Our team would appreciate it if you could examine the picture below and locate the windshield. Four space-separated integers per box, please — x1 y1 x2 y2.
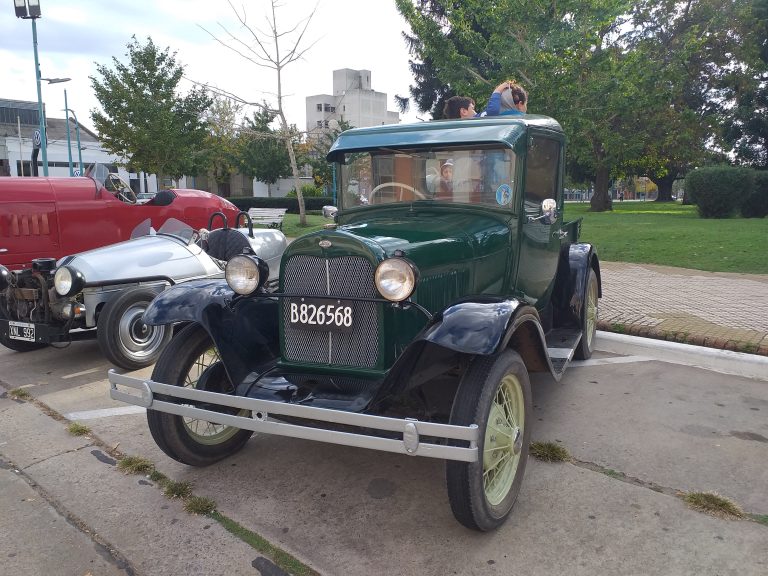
129 218 195 243
337 145 517 210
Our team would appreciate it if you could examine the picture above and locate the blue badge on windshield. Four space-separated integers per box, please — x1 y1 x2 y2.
496 184 512 206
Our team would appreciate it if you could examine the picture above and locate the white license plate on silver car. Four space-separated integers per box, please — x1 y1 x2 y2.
9 321 35 342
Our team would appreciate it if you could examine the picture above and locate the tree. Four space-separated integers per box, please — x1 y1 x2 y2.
396 0 638 211
235 105 292 196
301 119 354 193
201 0 319 225
90 36 212 187
198 94 243 196
718 0 768 169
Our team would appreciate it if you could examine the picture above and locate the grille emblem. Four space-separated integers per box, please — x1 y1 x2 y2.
318 240 332 248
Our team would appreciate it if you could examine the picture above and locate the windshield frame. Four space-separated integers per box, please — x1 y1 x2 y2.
336 144 519 213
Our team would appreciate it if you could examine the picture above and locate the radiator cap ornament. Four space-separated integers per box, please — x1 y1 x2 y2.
318 240 332 248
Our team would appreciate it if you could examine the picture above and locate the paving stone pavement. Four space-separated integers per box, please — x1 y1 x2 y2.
598 261 768 355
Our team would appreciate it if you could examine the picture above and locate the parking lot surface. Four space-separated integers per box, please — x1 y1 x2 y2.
1 338 766 575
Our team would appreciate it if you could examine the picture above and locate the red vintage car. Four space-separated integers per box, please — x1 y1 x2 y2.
0 165 241 270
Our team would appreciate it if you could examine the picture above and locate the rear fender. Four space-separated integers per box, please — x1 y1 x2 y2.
144 279 280 384
553 243 601 329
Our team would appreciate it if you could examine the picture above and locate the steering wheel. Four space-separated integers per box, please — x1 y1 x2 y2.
368 182 426 204
117 188 138 204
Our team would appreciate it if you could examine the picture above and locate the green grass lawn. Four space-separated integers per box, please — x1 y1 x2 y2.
278 202 768 274
564 201 768 274
279 213 328 239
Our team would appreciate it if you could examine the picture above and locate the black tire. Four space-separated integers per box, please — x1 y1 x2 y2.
96 287 171 371
0 308 47 352
446 349 532 531
146 324 253 466
574 268 599 360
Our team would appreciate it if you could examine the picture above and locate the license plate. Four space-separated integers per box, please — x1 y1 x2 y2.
9 321 35 342
288 298 354 333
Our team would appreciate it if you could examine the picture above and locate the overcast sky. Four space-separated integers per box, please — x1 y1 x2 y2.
1 0 423 134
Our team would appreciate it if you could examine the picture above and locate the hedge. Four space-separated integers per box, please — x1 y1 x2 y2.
684 166 753 218
229 196 335 214
740 170 768 218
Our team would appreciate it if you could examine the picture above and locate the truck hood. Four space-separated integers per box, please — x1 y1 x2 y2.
284 209 512 304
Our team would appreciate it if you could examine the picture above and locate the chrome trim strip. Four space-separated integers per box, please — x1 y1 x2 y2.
108 369 479 462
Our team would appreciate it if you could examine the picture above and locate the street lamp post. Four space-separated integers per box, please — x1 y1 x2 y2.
64 89 73 175
65 108 84 176
14 0 49 175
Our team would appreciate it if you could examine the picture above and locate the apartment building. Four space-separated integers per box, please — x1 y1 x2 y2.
305 68 400 137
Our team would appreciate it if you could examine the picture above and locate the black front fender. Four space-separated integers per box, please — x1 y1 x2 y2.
421 299 523 355
144 279 280 386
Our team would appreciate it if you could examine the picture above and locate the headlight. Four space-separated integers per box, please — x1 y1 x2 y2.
0 265 10 291
225 255 269 295
54 266 85 297
375 257 418 302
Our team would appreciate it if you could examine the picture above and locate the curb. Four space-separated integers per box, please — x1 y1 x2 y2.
594 331 768 382
597 320 768 357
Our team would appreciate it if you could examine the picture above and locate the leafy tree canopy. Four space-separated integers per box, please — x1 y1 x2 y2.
90 36 212 186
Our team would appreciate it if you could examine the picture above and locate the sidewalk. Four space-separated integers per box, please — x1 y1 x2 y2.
597 261 768 356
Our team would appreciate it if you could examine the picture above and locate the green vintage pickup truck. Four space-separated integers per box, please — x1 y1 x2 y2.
109 115 601 531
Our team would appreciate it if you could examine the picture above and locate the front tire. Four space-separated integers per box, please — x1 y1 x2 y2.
446 350 532 531
146 324 253 466
574 268 599 360
97 287 171 370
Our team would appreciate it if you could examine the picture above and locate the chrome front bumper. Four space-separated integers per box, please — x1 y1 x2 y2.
108 369 479 462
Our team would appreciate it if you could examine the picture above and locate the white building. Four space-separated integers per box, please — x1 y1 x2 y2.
305 68 400 137
0 98 179 194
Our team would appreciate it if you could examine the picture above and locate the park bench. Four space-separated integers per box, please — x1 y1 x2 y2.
247 207 288 230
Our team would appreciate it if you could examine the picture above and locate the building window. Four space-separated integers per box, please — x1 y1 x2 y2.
317 120 323 127
316 103 322 111
324 120 329 128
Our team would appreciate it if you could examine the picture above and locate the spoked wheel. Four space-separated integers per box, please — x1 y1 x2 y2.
446 349 532 531
146 323 253 466
97 287 171 370
574 268 599 360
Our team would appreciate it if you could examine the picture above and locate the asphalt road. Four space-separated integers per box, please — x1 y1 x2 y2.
1 337 766 576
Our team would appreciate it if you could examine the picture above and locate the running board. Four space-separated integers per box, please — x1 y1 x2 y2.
545 328 583 376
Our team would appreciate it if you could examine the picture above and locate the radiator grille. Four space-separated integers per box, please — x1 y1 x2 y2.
282 255 379 368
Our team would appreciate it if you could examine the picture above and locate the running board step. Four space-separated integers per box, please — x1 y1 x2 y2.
545 328 583 376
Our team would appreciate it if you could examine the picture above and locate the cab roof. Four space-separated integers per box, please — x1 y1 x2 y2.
327 115 563 160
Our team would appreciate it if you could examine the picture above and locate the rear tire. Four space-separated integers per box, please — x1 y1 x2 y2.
146 324 253 466
97 287 171 370
574 268 599 360
446 350 532 531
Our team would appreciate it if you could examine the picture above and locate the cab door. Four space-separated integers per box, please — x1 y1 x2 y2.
516 131 565 309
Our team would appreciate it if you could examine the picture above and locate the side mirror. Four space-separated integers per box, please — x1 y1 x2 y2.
527 198 558 224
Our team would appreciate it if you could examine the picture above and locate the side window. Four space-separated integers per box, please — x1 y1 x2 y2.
524 136 561 209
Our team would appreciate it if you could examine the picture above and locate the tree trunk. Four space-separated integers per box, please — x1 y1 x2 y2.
589 165 612 211
652 170 677 202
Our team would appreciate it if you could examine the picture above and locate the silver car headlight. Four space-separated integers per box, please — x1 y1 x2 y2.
375 257 418 302
54 266 85 297
225 255 269 295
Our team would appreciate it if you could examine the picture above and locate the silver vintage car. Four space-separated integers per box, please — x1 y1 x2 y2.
0 214 286 370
